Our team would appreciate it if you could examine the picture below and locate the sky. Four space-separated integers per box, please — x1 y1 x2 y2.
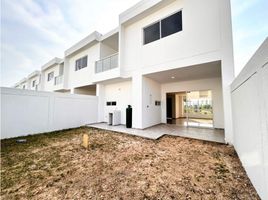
1 0 268 87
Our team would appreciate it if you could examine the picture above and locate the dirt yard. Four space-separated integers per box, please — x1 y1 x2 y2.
1 127 259 200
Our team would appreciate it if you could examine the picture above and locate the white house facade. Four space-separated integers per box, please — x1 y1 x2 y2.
40 57 67 93
27 70 41 90
13 0 235 143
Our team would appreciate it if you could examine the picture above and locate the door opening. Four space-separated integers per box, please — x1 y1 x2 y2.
166 90 213 128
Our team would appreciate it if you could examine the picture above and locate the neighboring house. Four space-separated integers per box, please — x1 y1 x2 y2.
14 78 28 90
40 57 68 93
12 0 234 143
64 29 119 95
27 71 41 91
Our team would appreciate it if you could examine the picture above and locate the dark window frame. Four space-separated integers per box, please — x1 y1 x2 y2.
47 72 54 82
143 10 183 45
106 101 117 106
75 56 88 71
32 80 36 87
143 21 161 45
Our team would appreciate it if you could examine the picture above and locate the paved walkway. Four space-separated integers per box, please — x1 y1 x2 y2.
87 123 225 143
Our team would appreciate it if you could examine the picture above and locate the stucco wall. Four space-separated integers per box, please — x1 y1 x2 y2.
142 77 161 128
1 87 98 139
231 39 268 200
100 43 117 59
102 81 132 125
121 0 221 76
67 43 100 89
27 75 41 90
42 64 61 91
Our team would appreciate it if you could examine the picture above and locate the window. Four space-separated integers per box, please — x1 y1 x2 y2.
155 101 161 106
47 72 54 82
161 11 182 38
143 11 182 45
106 101 116 106
75 56 88 71
144 22 160 45
32 80 36 87
22 85 26 89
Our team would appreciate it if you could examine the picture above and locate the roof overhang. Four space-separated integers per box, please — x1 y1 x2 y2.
27 70 40 79
119 0 176 26
100 28 119 41
41 57 63 71
65 31 102 58
18 78 27 85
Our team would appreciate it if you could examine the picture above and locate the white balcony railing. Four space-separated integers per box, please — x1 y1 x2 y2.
95 53 118 73
54 75 63 85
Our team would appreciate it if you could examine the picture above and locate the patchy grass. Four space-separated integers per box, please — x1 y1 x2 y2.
1 127 260 199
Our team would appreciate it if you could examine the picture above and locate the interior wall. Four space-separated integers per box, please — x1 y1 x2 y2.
161 77 224 129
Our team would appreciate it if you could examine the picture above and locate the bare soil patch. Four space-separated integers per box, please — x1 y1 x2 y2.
1 127 259 199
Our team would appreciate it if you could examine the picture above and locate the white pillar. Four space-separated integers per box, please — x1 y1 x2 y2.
132 74 143 129
96 84 105 122
220 0 235 144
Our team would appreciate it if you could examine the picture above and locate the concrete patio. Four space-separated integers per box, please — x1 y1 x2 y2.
87 123 225 143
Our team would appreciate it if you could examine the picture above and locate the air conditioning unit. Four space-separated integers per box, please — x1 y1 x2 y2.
108 110 121 126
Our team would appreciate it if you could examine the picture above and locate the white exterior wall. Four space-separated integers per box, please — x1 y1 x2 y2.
101 81 132 125
19 82 27 89
67 43 100 90
121 0 221 76
1 87 98 139
161 78 224 129
119 0 234 142
42 64 61 91
27 75 41 90
100 43 117 59
142 77 161 128
231 39 268 200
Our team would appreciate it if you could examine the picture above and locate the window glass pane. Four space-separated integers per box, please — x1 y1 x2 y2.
82 56 87 67
161 11 182 38
48 72 54 81
144 22 160 45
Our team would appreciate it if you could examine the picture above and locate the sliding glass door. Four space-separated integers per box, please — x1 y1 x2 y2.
185 90 213 128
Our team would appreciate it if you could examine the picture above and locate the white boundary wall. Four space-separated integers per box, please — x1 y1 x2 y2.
231 38 268 200
1 87 98 139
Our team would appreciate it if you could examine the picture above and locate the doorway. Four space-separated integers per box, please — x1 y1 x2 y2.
166 90 213 128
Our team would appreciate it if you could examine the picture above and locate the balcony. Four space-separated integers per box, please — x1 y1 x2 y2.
54 75 63 85
95 53 118 73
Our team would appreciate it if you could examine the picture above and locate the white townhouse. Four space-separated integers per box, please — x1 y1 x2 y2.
12 0 234 143
14 78 28 89
40 57 68 93
63 29 119 95
94 0 235 143
27 70 41 90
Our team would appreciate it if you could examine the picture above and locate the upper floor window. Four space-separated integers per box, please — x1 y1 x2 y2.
143 11 182 45
32 80 36 87
47 72 54 82
144 22 160 45
75 56 88 71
